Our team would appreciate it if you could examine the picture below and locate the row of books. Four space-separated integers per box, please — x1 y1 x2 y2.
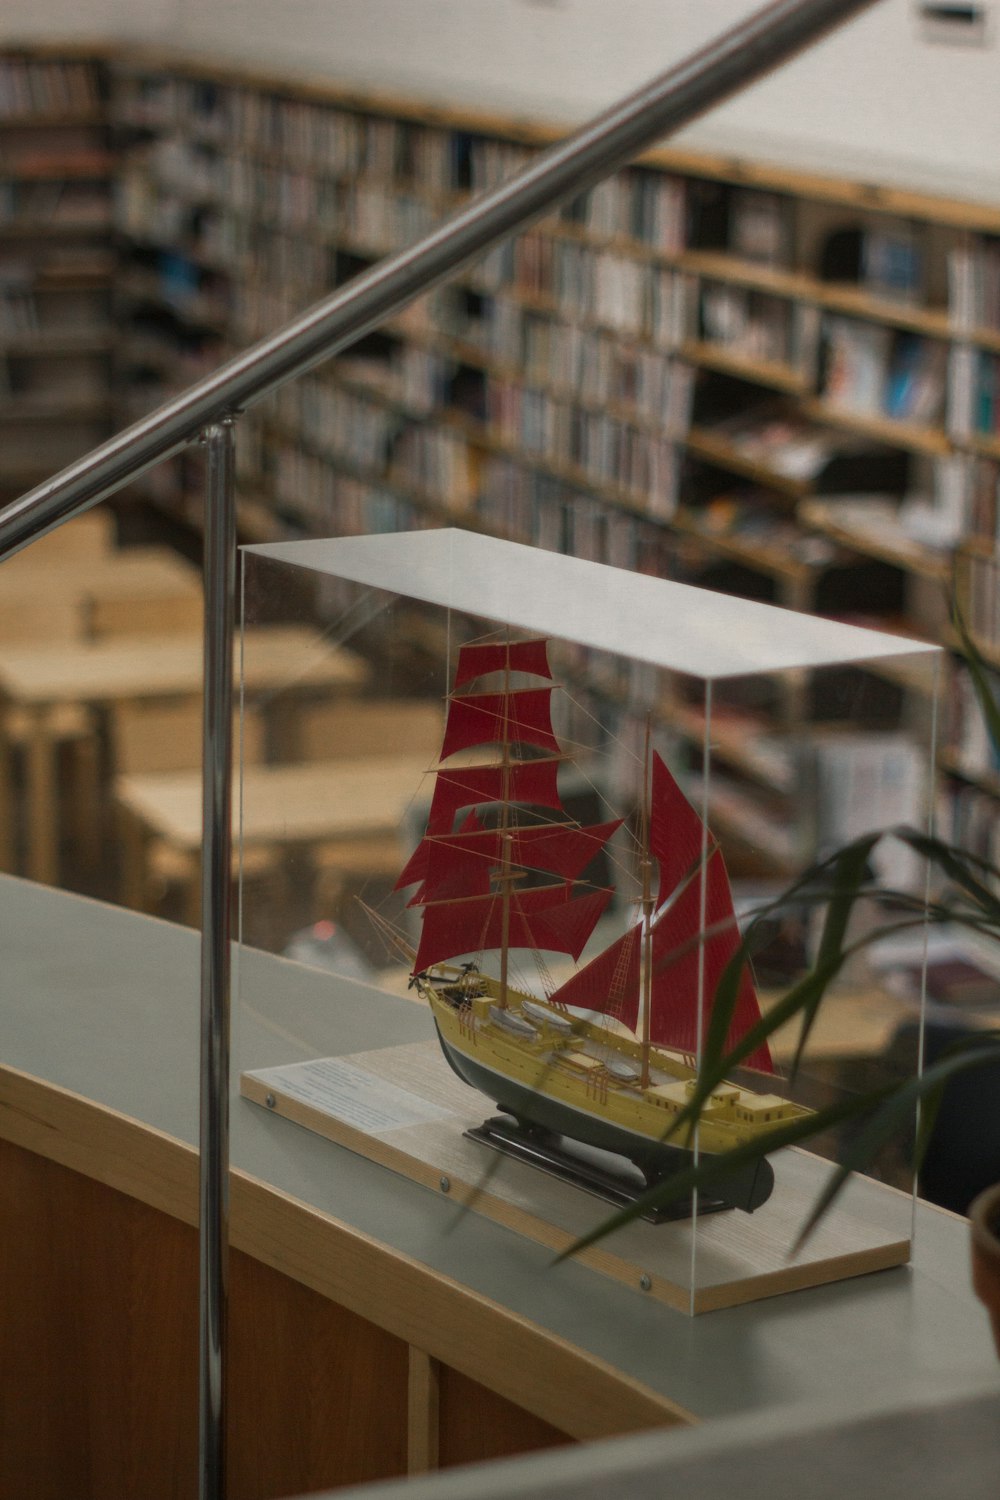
474 233 688 342
218 85 454 191
262 443 421 538
122 253 229 331
238 389 681 578
963 456 1000 546
121 76 688 257
270 376 476 508
958 548 1000 648
0 180 112 228
821 316 947 424
0 58 101 118
461 296 696 425
0 267 37 335
230 261 694 441
811 732 927 889
272 378 403 474
199 209 330 288
725 189 791 267
947 346 1000 444
483 377 680 510
699 283 796 366
560 171 686 255
113 72 220 135
466 454 675 574
945 664 1000 782
858 226 923 303
211 151 440 248
118 73 522 202
111 64 998 356
940 779 1000 886
948 238 1000 334
948 347 1000 439
140 136 218 204
337 343 449 417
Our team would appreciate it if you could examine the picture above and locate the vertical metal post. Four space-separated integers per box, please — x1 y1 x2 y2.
199 415 237 1500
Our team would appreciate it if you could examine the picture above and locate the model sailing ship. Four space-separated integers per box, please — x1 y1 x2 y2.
392 635 809 1215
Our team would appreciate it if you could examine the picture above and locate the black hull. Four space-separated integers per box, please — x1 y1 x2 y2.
433 1021 774 1214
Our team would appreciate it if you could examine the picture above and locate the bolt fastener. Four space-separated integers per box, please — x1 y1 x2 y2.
440 1175 451 1193
265 1093 276 1109
639 1273 652 1292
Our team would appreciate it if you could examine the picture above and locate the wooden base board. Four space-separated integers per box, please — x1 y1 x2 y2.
241 1040 911 1315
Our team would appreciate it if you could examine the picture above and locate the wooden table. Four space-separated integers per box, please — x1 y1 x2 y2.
115 753 431 921
0 626 369 883
0 546 202 639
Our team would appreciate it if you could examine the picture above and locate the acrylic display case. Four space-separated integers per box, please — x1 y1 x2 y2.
236 528 941 1314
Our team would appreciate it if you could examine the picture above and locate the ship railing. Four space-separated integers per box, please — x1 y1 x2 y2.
0 4 883 1496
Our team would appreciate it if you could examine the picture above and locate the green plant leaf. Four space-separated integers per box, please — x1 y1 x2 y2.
893 825 1000 920
791 1033 1000 1250
791 832 882 1077
953 594 1000 760
698 834 880 1089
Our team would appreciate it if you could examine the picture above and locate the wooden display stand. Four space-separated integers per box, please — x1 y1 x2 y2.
241 1039 911 1316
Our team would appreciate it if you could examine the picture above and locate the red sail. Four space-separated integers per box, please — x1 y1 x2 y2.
409 839 494 908
403 817 622 896
423 758 563 838
650 751 707 909
397 811 485 900
454 638 552 688
547 925 641 1034
649 850 773 1073
440 689 559 760
414 882 612 973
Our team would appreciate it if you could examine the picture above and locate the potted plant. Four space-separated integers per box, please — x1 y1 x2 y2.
570 605 1000 1343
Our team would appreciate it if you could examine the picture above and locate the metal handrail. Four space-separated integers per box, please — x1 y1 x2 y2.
0 0 876 561
0 5 882 1498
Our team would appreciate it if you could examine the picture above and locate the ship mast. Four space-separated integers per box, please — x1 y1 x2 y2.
496 636 514 1009
639 715 654 1089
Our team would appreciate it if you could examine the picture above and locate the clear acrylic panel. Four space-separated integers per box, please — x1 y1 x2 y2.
237 528 940 1314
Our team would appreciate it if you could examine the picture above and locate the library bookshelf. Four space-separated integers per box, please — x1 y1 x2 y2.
0 49 117 497
3 43 1000 876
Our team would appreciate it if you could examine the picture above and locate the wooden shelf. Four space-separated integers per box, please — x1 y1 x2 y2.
799 498 951 580
812 283 952 341
0 395 113 422
684 426 813 498
0 158 115 181
801 399 953 457
678 249 810 299
1 329 114 356
0 110 105 128
671 508 816 585
678 340 807 394
671 702 797 794
957 430 1000 461
0 215 112 238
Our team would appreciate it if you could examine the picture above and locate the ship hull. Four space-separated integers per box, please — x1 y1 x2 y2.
433 1019 774 1214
